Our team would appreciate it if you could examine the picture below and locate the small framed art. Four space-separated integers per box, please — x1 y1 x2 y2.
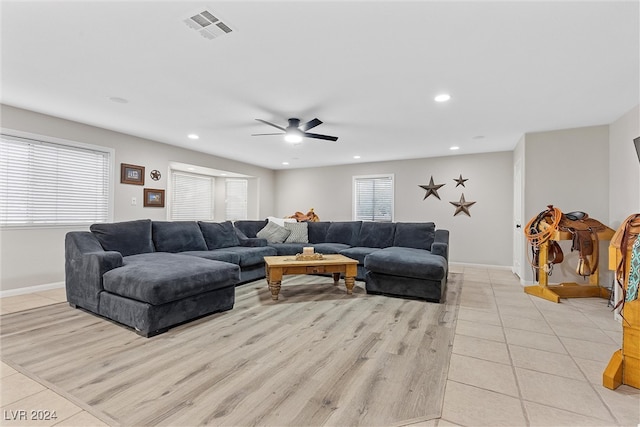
121 163 145 185
143 188 165 207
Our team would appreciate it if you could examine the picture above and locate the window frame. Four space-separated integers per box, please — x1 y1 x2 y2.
167 168 215 221
0 129 115 229
352 173 394 222
225 177 248 221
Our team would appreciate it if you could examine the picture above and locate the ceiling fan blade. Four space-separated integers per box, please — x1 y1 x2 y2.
251 132 284 136
303 132 338 142
300 118 322 132
255 119 286 131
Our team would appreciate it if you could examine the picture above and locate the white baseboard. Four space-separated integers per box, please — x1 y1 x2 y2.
449 262 513 270
0 281 65 298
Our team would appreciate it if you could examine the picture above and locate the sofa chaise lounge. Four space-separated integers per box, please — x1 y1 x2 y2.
65 219 275 337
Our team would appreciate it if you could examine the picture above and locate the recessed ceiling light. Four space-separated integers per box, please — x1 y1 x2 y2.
450 146 460 150
353 155 361 159
188 134 199 140
282 162 289 165
109 96 129 104
434 94 451 103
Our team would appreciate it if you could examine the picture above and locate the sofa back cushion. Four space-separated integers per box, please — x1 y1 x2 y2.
326 221 362 246
90 219 154 257
233 220 268 238
198 221 240 250
393 222 436 250
307 221 331 243
152 221 208 253
357 222 396 248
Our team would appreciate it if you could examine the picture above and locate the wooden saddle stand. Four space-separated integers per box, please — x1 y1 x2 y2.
603 213 640 390
524 205 615 303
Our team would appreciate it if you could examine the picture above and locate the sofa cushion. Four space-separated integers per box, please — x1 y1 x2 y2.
326 221 362 246
90 219 154 257
312 242 351 254
216 246 277 267
308 221 331 243
181 250 241 265
268 243 306 256
339 246 380 264
103 253 239 305
233 220 268 239
357 222 395 248
256 221 291 243
393 222 436 250
364 247 446 280
152 221 208 253
198 221 240 250
284 222 309 243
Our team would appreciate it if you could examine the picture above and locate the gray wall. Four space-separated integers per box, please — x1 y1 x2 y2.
274 151 514 266
2 103 638 292
521 125 611 284
609 105 640 228
0 105 276 291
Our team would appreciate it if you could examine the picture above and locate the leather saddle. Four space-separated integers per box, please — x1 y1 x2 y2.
557 211 607 277
286 208 320 222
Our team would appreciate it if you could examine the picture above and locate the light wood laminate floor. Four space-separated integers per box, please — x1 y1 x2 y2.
1 265 639 426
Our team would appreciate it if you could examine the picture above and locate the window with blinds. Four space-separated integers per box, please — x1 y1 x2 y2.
0 133 112 227
225 178 248 220
353 174 394 222
169 171 214 221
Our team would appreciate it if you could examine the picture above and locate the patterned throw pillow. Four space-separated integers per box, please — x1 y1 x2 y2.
284 222 309 243
256 221 291 243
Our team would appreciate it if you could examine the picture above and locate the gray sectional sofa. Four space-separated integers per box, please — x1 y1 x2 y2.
65 218 448 337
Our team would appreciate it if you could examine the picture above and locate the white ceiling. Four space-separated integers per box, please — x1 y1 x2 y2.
1 1 638 170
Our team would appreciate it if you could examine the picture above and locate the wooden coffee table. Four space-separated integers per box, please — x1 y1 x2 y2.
263 254 359 301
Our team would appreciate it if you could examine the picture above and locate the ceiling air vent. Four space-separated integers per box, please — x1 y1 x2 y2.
184 9 235 40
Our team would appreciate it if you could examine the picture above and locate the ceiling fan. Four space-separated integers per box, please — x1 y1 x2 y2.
252 118 338 143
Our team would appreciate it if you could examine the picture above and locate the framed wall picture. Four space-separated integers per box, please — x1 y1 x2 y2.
143 188 165 207
121 163 145 185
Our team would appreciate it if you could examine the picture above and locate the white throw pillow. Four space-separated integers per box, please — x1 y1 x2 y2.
284 221 309 243
266 216 296 227
257 221 291 243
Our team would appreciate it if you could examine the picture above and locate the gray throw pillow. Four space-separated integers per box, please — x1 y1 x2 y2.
284 222 309 243
256 221 291 243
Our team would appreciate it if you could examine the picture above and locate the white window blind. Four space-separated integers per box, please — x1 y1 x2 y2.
225 178 248 220
353 174 394 222
170 171 214 221
0 133 111 226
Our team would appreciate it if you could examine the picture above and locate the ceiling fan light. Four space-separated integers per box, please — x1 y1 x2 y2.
284 129 302 143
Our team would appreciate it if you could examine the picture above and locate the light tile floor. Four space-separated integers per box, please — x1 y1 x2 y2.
1 267 639 427
437 265 639 427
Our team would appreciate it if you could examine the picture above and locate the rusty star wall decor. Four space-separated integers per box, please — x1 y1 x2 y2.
450 193 476 216
454 174 468 187
419 176 446 200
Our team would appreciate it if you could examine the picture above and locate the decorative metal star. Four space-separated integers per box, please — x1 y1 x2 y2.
454 174 468 187
419 176 446 200
450 193 476 216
